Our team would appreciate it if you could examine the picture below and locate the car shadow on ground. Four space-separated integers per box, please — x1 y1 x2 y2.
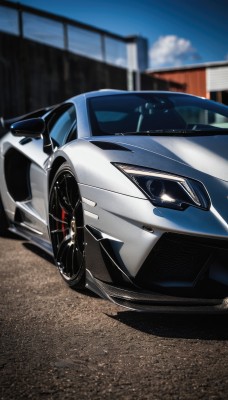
3 230 23 240
23 242 54 264
107 311 228 340
22 242 100 299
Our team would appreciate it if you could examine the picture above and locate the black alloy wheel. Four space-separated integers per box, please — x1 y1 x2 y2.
49 163 85 289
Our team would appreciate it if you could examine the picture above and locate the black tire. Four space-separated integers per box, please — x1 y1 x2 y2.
0 194 8 236
49 163 85 289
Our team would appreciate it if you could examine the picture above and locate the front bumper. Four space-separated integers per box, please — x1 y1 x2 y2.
86 271 228 314
135 233 228 299
85 227 228 313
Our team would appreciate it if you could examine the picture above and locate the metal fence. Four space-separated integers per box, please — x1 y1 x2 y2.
0 2 128 68
0 0 175 118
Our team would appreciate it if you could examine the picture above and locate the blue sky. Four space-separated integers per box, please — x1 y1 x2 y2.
5 0 228 68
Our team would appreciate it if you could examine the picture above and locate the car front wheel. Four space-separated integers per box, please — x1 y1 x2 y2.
49 163 85 289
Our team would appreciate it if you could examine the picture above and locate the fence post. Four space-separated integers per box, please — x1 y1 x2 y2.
63 22 68 51
18 6 23 38
101 34 106 63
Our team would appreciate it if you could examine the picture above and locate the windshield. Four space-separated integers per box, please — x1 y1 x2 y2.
87 93 228 136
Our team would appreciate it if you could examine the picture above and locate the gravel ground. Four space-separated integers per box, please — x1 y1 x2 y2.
1 234 228 400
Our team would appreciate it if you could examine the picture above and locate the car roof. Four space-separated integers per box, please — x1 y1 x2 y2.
68 89 198 103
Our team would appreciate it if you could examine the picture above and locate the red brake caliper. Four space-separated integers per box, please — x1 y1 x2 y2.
61 209 67 234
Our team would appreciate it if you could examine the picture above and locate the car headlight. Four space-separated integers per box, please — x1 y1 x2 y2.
115 164 210 211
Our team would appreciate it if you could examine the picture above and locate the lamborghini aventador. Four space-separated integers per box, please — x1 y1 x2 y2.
0 90 228 312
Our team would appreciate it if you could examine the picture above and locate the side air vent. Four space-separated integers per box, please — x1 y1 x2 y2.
19 138 32 145
135 233 228 298
4 149 31 201
90 141 132 151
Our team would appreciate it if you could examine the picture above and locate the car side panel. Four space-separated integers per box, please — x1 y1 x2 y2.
0 133 50 238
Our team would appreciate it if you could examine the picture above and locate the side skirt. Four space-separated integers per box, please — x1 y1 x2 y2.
8 224 54 257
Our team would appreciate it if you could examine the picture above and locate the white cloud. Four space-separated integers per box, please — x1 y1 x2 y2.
225 53 228 60
149 35 200 68
115 57 127 67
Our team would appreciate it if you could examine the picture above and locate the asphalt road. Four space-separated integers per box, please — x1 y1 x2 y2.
1 233 228 400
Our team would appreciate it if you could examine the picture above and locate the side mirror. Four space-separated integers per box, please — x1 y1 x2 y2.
11 117 53 155
11 118 45 137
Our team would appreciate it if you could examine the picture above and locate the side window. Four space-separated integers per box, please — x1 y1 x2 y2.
49 104 76 147
176 105 228 128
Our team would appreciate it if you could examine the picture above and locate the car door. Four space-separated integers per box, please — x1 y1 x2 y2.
0 103 77 240
28 103 77 234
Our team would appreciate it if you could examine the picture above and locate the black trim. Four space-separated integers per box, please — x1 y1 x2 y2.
86 272 228 313
4 149 31 202
19 138 33 145
135 233 228 299
90 141 132 151
85 225 134 287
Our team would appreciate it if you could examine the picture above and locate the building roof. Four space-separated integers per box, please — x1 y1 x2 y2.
148 60 228 74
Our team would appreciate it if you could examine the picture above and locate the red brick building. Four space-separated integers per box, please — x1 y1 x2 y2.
148 61 228 105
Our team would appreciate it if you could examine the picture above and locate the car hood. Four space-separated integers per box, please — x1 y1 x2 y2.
93 135 228 182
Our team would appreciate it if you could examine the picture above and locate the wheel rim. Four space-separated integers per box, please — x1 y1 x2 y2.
49 170 84 281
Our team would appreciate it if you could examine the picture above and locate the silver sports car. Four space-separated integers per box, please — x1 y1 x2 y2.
0 90 228 313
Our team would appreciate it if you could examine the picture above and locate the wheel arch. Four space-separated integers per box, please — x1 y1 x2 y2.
48 156 67 192
49 160 85 289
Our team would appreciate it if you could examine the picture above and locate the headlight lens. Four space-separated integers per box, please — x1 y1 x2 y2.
115 164 210 211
